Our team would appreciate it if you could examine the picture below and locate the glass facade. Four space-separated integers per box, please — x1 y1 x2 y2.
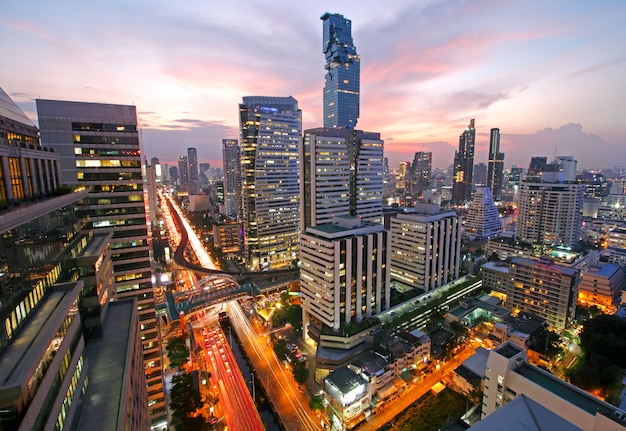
239 96 301 271
322 13 360 129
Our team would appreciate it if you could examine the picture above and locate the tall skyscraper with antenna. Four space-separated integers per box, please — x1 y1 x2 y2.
452 119 476 205
487 128 505 199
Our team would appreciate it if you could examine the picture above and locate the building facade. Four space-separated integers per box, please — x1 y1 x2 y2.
507 257 580 330
187 147 199 194
222 139 240 219
301 127 384 229
300 217 391 340
452 119 476 205
464 187 502 239
35 99 164 425
411 151 432 196
390 202 462 292
487 128 504 199
515 179 583 247
239 96 301 271
321 13 360 129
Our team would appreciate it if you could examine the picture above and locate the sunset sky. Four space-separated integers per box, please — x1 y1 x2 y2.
1 0 624 170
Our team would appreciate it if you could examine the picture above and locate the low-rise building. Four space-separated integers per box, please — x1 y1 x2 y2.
481 342 626 431
323 366 371 430
578 262 625 311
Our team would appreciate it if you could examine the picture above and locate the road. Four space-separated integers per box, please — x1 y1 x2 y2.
358 341 478 431
227 301 323 431
196 323 265 431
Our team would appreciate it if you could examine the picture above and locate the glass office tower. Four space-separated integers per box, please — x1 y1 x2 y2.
322 13 360 129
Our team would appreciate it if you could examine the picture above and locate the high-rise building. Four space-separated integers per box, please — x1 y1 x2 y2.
526 156 547 182
222 139 241 218
508 257 580 330
487 128 505 199
464 187 502 239
321 13 360 129
452 119 476 205
187 147 199 194
178 155 188 190
411 151 432 195
397 161 410 194
473 162 487 187
168 165 178 186
554 155 577 182
36 100 164 425
301 128 384 229
300 217 391 339
239 96 301 271
390 202 462 292
199 162 210 186
515 177 583 247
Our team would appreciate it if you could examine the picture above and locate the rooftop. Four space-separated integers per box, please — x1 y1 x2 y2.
326 366 366 395
514 363 615 417
494 342 523 359
74 298 137 430
468 394 583 431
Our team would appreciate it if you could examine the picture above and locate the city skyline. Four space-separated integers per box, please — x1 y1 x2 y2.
1 0 625 169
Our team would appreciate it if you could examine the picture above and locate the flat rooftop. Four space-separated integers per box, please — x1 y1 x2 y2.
326 366 366 394
514 363 615 417
0 282 81 392
75 299 136 430
495 343 523 359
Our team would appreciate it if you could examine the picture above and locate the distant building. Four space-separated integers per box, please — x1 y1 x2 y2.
516 178 583 247
187 147 199 194
178 155 188 190
525 156 547 182
487 128 504 199
411 151 432 195
390 202 462 292
222 139 241 218
396 161 409 194
464 187 502 239
452 119 476 205
321 13 360 129
473 163 487 187
480 342 626 431
239 96 301 271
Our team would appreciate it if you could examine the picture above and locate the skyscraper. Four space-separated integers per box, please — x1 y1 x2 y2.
321 13 360 128
464 187 502 239
36 100 164 425
178 155 188 190
222 139 241 219
487 128 505 199
452 119 476 205
516 176 583 247
187 147 199 194
301 127 384 229
239 96 301 271
411 151 432 195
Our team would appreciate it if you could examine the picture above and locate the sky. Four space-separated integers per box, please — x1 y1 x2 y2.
1 0 625 171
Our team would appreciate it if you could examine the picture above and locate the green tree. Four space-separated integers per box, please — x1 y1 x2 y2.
170 373 203 415
293 365 310 385
167 336 190 369
310 395 324 411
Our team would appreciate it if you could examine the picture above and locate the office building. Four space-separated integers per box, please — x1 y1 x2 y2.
187 147 198 194
301 127 384 229
321 13 360 129
480 342 626 431
168 165 178 186
239 96 301 271
487 128 504 199
507 257 580 330
474 163 487 187
452 119 476 205
36 100 164 425
411 151 432 195
555 155 577 182
323 366 370 430
390 202 462 292
396 161 409 194
222 139 241 218
526 157 547 182
199 162 210 186
300 217 391 341
515 178 583 247
464 187 502 239
177 155 188 191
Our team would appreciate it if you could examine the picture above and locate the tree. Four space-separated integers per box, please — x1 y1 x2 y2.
170 373 206 430
167 336 190 369
310 395 324 411
293 365 310 385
